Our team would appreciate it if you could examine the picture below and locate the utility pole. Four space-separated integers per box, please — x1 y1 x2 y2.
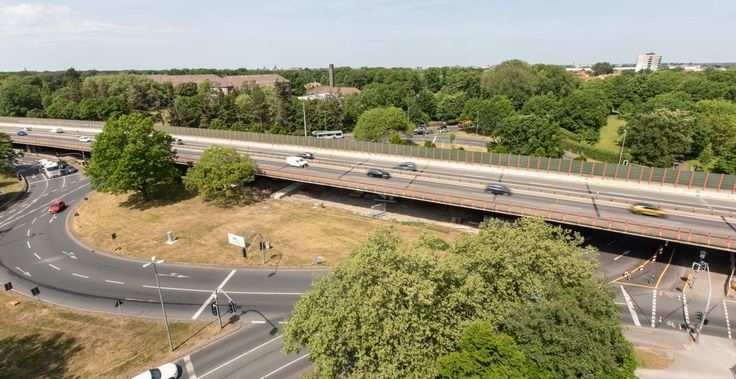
142 257 174 351
302 101 307 137
618 129 627 165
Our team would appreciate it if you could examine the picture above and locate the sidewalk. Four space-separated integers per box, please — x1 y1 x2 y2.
627 326 736 378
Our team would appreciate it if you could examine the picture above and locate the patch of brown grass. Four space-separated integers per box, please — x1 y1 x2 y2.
70 187 465 267
0 173 24 209
0 291 229 378
634 346 674 369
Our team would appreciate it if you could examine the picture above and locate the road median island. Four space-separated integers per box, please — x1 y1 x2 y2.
69 180 471 267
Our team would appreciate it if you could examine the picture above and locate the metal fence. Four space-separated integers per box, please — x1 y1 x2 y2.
260 168 735 252
3 117 734 193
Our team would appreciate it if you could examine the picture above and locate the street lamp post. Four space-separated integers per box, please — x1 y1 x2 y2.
618 129 628 165
695 250 711 343
302 101 307 137
142 256 174 351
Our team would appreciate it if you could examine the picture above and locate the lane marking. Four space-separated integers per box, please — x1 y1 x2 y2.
32 217 37 225
650 289 657 328
191 269 238 320
33 253 41 260
15 266 31 277
683 294 690 326
258 353 310 379
251 320 266 324
620 285 640 327
183 355 197 379
26 241 30 249
105 280 125 285
198 335 282 378
724 299 732 339
26 229 30 237
49 264 60 271
613 250 631 261
72 273 89 279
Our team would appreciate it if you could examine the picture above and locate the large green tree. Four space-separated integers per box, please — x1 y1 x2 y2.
591 62 615 76
283 219 635 378
557 89 610 143
183 146 257 206
352 107 409 142
0 132 22 173
480 60 537 109
85 113 180 201
490 114 560 157
626 108 695 167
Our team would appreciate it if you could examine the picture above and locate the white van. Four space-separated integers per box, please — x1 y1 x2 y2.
286 156 309 168
49 127 64 133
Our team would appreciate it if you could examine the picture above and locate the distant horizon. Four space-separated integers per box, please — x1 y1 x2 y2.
2 1 734 72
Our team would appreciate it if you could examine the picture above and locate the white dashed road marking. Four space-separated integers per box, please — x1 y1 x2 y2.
183 355 197 379
72 273 89 279
651 289 657 328
620 285 640 327
724 299 732 339
49 264 60 271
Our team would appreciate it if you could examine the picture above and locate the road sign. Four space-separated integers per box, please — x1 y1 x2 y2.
227 233 245 248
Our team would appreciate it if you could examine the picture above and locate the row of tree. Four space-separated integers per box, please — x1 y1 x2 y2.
1 63 735 171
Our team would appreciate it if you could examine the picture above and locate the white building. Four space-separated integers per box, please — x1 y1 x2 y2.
635 52 662 72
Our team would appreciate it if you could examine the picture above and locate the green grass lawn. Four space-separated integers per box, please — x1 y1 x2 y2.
595 115 627 154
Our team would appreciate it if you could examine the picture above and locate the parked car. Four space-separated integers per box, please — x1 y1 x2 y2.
630 202 666 217
285 156 309 168
485 183 512 196
49 199 66 214
78 136 91 142
367 168 391 179
132 362 181 379
297 152 314 159
16 130 28 136
395 162 417 171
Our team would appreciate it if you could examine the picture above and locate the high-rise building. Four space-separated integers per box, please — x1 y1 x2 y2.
635 52 662 72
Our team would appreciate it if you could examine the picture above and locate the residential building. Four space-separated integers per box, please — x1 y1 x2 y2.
635 52 662 72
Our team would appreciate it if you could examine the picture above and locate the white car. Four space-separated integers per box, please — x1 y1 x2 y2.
78 136 92 142
132 362 180 379
286 156 309 168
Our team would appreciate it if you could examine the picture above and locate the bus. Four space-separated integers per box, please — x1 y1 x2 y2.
311 130 344 139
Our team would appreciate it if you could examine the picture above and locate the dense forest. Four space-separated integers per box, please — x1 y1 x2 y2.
1 62 735 172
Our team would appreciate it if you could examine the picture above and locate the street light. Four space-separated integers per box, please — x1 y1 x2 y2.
142 256 174 351
695 250 711 343
618 129 627 165
302 101 308 137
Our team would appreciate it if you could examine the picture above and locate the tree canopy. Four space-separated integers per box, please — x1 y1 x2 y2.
282 219 635 378
0 132 22 173
352 107 410 142
85 113 180 201
490 114 561 157
626 108 695 167
182 146 258 206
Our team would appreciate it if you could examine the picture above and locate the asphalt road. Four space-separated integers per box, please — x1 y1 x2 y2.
3 126 736 377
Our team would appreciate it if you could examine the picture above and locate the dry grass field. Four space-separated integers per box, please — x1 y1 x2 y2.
70 181 468 267
0 290 233 378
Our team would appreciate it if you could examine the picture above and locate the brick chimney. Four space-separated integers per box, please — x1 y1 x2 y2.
328 64 334 87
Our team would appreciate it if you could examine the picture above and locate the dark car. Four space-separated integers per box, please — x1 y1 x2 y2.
367 168 391 179
297 152 314 159
485 183 512 196
395 162 417 171
16 130 28 136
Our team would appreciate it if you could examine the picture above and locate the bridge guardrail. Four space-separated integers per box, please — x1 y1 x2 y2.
258 168 735 252
3 116 735 193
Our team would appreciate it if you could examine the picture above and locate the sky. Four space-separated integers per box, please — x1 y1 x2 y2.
1 0 735 72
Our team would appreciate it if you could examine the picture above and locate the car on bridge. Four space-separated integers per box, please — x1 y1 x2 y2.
297 152 314 159
16 129 28 136
286 156 309 168
367 168 391 179
630 202 667 217
78 136 91 142
395 162 416 171
485 183 512 196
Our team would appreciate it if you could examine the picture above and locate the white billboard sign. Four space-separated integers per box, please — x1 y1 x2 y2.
227 233 246 248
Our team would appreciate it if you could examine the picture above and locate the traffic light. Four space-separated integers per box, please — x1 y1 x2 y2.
229 300 237 314
210 302 218 316
695 311 703 322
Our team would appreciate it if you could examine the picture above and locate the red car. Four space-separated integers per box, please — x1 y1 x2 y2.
49 199 66 214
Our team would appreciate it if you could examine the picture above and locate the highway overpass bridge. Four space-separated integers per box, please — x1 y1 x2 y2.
3 117 735 253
